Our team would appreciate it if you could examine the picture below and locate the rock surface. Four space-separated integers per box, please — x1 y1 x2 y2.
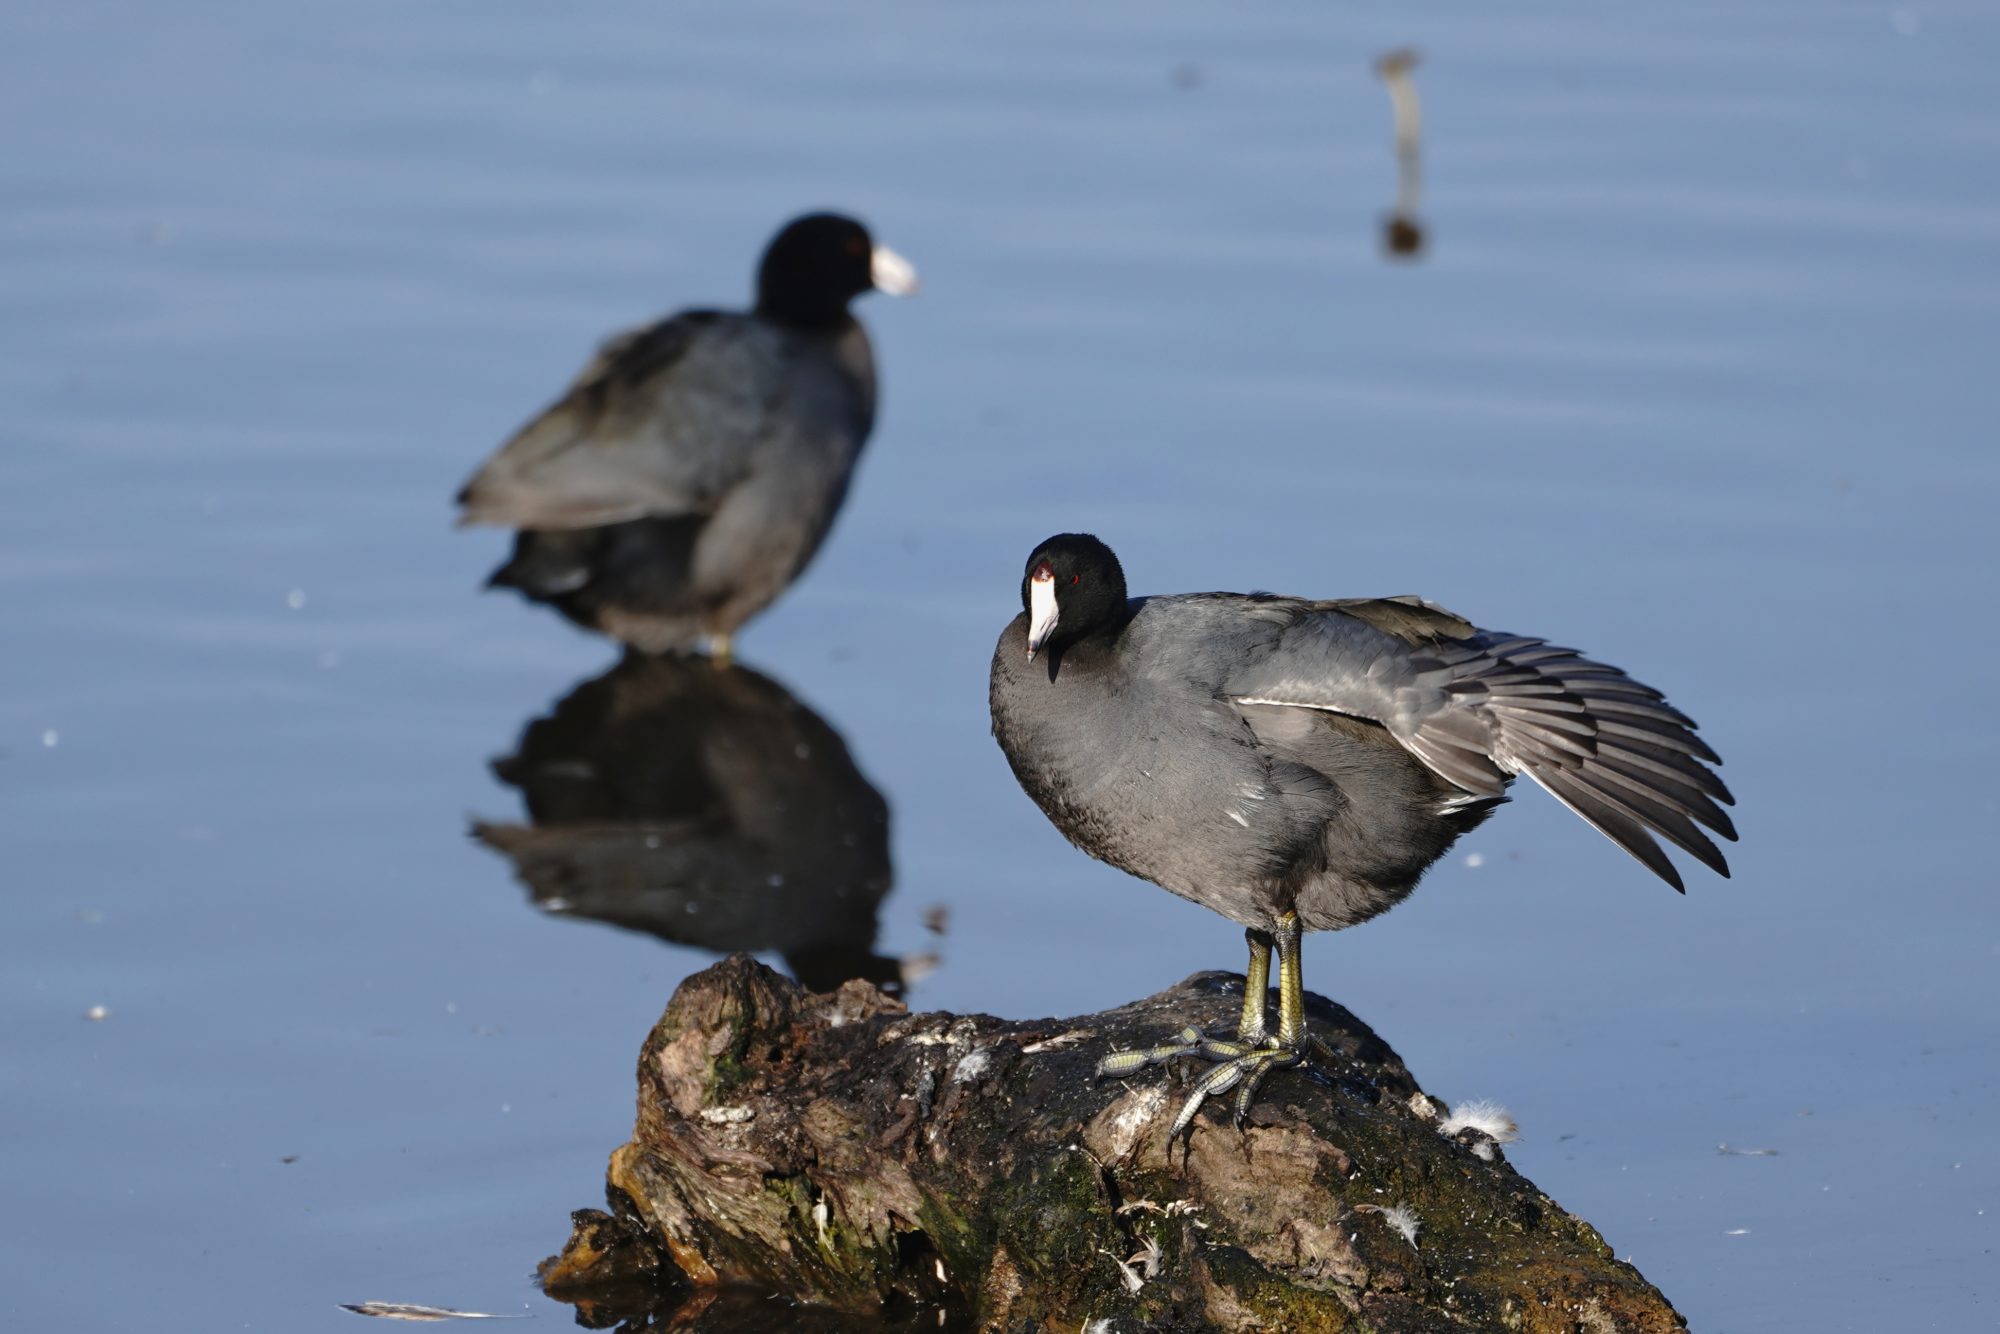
542 956 1686 1332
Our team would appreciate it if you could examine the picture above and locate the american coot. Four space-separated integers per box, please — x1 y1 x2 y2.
455 213 918 659
989 533 1734 1141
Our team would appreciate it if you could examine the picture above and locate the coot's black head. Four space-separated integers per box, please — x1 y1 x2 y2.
1021 533 1129 660
755 212 918 329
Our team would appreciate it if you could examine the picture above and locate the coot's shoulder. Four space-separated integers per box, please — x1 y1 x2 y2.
1115 592 1301 681
568 309 791 413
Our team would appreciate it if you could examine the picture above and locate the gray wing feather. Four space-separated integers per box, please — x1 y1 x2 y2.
1225 603 1735 889
456 313 779 530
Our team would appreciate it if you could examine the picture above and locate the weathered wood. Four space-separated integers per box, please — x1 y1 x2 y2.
543 957 1686 1332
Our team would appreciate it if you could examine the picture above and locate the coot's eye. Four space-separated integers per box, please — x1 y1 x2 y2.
1071 574 1081 586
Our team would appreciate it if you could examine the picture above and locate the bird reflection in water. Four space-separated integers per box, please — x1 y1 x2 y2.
475 653 914 996
1376 48 1427 261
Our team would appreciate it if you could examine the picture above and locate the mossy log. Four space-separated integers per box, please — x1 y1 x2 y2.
542 957 1685 1332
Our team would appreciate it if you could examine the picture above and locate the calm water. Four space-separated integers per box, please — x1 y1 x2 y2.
5 2 1997 1329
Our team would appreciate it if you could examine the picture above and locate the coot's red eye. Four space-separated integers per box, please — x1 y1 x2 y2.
1071 574 1081 585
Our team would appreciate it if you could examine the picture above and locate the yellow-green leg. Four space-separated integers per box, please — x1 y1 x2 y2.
709 632 733 666
1228 910 1338 1122
1096 928 1273 1075
1239 927 1272 1044
1096 914 1326 1146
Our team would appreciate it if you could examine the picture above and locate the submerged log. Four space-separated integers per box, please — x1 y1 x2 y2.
542 957 1685 1332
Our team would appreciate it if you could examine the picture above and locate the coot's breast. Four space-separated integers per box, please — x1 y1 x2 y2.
989 609 1310 929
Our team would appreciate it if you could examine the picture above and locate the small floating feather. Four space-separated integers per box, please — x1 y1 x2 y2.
339 1302 524 1321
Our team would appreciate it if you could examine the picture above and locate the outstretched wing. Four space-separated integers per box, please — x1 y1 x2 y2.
455 312 779 530
1224 599 1735 890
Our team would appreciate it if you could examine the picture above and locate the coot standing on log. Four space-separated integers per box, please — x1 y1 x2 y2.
456 213 918 660
989 533 1735 1140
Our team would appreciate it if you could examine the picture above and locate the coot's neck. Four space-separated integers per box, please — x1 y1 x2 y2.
754 285 859 334
1045 598 1139 674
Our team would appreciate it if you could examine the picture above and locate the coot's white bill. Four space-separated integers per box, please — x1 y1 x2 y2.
1026 562 1059 658
870 245 920 297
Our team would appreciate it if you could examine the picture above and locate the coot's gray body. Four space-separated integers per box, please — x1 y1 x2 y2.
991 593 1510 935
457 213 915 655
989 534 1734 1140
